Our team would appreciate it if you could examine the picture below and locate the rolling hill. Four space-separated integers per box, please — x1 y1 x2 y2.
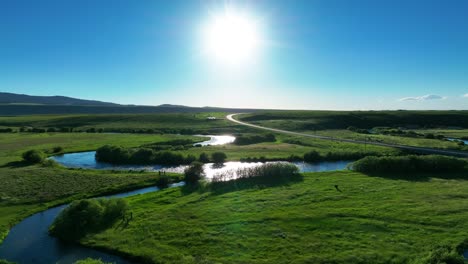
0 92 256 115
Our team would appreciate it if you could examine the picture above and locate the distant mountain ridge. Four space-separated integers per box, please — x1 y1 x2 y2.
0 92 258 115
0 92 119 106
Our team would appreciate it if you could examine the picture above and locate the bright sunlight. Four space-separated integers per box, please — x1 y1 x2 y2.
201 10 261 65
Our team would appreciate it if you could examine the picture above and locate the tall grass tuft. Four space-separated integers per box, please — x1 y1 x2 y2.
209 163 302 193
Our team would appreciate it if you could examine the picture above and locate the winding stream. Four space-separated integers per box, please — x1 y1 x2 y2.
0 182 183 263
0 135 354 263
194 135 235 146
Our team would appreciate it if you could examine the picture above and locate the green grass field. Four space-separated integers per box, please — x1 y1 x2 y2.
0 132 199 243
311 129 468 151
80 171 468 264
0 112 251 134
0 132 204 163
174 134 401 161
0 130 400 246
238 110 468 129
237 112 468 151
1 112 468 263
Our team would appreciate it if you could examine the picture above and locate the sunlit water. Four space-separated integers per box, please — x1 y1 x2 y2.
194 135 236 146
50 151 352 180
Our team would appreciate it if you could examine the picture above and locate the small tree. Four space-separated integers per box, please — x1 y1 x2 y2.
22 149 46 164
211 152 227 164
199 152 210 163
50 198 127 241
156 174 170 188
52 146 63 153
184 162 205 184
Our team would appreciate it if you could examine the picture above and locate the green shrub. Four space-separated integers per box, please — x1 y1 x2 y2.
49 198 128 241
351 155 468 173
185 154 197 164
52 146 63 153
22 149 46 164
96 145 193 165
0 259 16 264
0 128 13 133
199 152 210 163
211 152 227 164
212 163 299 182
184 162 205 184
156 174 171 188
303 150 321 162
210 164 302 193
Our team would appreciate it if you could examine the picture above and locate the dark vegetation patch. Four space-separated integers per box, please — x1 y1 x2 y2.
184 162 205 184
95 145 230 166
210 163 301 192
49 198 128 241
211 152 227 164
241 111 468 129
240 149 390 163
349 126 459 143
0 113 244 135
142 139 199 151
303 150 385 162
95 145 196 165
0 128 14 133
351 155 468 174
22 149 46 164
233 133 276 145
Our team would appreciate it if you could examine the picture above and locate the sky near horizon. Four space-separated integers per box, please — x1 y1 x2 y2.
1 0 468 110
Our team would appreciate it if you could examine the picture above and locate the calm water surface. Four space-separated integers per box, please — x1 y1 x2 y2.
51 151 352 179
194 135 235 146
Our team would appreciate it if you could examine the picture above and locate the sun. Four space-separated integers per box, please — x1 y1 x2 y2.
202 11 261 65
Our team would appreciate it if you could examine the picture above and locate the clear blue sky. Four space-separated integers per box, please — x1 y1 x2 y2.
1 0 468 110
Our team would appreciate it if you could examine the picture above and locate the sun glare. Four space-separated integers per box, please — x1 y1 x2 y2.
202 11 261 65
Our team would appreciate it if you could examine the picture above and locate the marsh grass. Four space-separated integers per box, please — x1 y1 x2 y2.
209 163 302 194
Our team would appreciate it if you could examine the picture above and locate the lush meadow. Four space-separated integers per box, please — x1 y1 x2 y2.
1 111 468 263
80 170 468 264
